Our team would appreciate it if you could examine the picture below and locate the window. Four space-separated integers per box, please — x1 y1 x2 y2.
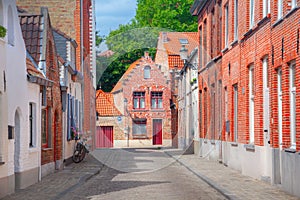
225 4 229 47
289 62 296 149
233 84 238 142
199 90 202 137
151 92 163 109
211 9 215 57
203 19 207 65
204 88 208 137
7 6 14 45
218 3 222 52
277 0 283 19
133 92 145 109
249 0 255 28
132 120 147 135
249 67 255 143
292 0 297 9
41 108 48 147
277 69 283 148
234 0 238 40
144 66 151 79
263 0 270 17
199 26 202 68
29 103 36 147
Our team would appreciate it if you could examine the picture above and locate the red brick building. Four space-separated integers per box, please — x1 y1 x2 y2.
19 7 63 175
17 0 96 150
111 53 172 147
191 0 300 197
155 32 198 148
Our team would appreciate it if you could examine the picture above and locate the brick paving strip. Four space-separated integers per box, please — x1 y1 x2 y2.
164 149 299 200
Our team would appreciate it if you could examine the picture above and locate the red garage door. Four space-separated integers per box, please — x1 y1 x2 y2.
96 126 113 148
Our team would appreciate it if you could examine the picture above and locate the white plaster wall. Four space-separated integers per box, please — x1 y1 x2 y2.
0 31 9 179
114 139 172 148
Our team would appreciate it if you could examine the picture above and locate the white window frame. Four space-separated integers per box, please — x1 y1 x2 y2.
292 0 297 9
225 4 229 47
263 0 270 17
277 0 283 19
233 84 238 142
234 0 238 40
249 66 255 144
277 68 283 149
289 62 296 149
249 0 255 29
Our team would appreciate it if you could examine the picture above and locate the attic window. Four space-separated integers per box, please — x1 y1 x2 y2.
144 66 151 79
179 39 189 45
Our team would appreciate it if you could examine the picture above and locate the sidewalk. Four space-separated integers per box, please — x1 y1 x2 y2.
164 149 299 200
2 155 103 200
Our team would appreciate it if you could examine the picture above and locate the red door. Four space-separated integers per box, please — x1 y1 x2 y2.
96 126 113 148
153 119 162 145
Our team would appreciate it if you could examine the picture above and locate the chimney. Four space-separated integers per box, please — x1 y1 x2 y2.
162 32 168 43
144 51 149 59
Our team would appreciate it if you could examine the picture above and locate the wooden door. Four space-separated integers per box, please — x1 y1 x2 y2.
96 126 113 148
153 119 162 145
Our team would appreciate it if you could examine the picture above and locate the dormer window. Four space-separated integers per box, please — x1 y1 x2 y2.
144 65 151 79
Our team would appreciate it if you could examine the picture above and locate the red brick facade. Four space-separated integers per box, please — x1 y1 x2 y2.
111 54 172 146
193 0 300 150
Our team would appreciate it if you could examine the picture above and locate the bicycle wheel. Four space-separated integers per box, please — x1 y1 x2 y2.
79 148 86 162
72 149 81 163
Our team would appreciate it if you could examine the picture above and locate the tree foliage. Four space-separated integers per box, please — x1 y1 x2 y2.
97 0 198 91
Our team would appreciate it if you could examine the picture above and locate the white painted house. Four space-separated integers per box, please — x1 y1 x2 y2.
0 0 46 197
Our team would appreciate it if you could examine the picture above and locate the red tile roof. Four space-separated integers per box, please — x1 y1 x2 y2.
96 90 122 116
19 14 43 64
159 32 198 69
26 58 44 78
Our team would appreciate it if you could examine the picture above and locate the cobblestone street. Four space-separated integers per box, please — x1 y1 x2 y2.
2 148 298 200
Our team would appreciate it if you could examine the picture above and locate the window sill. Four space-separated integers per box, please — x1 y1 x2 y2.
243 28 253 38
272 18 284 28
211 140 216 145
231 142 238 147
244 144 255 152
29 147 39 153
42 148 53 151
132 135 148 139
257 15 270 27
284 148 296 153
286 6 299 19
221 47 228 54
151 109 164 112
230 40 238 47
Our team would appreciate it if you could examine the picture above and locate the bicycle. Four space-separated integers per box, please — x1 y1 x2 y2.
72 137 89 163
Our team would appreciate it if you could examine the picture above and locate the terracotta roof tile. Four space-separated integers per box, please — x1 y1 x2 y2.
163 32 198 55
168 55 184 69
19 14 43 64
96 90 122 116
26 58 44 78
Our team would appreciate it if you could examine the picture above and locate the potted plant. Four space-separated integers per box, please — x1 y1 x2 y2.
0 26 6 38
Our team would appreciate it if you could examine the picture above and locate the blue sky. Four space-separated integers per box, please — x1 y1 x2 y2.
95 0 137 37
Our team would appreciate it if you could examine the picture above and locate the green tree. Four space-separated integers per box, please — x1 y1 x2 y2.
97 0 197 91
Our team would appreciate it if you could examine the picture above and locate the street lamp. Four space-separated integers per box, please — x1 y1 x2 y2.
179 44 198 70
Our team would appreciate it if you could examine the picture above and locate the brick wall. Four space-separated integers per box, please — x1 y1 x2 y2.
41 16 62 165
122 56 172 142
195 0 300 150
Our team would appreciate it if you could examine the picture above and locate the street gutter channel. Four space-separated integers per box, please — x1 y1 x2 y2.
164 151 239 200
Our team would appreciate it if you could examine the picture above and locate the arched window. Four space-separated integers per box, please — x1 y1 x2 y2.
7 5 14 45
144 66 151 79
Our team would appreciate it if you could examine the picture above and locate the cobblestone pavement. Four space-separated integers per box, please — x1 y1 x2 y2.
2 148 299 200
165 149 300 200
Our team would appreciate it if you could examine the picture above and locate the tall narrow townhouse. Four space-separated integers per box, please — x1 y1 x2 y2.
155 32 198 148
54 29 84 165
17 0 97 150
0 0 45 197
19 7 63 177
191 0 224 160
269 0 300 197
